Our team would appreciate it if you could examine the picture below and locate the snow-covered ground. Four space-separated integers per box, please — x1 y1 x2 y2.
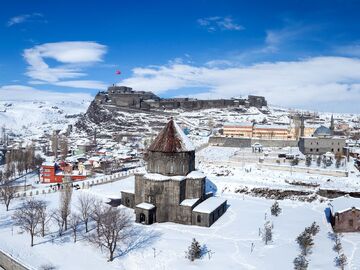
0 172 360 269
0 89 91 139
197 146 360 193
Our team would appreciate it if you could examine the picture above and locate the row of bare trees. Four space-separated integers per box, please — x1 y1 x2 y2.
0 146 44 212
11 189 136 261
5 146 43 179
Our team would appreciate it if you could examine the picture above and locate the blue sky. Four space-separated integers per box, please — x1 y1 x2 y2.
1 0 360 112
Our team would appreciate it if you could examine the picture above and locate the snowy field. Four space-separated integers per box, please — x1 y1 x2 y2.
1 175 360 269
197 146 360 193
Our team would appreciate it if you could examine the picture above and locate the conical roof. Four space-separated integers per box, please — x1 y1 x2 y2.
148 119 195 153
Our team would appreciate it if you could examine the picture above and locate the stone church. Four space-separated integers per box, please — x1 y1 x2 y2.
121 119 227 227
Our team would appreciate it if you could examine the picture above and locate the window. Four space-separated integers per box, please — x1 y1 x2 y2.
170 164 174 174
126 198 130 206
316 149 319 152
349 219 354 227
197 215 201 223
338 149 340 152
310 148 313 152
331 149 334 152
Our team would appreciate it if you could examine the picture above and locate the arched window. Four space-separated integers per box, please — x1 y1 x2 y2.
197 215 201 223
140 213 146 223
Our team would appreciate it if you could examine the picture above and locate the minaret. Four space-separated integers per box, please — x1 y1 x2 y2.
300 114 305 138
330 114 334 136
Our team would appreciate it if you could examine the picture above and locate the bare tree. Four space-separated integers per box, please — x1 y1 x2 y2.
51 209 64 236
77 193 95 233
88 206 132 261
92 199 106 235
0 174 16 211
12 199 43 246
59 180 72 231
70 213 81 243
59 136 69 161
37 201 50 237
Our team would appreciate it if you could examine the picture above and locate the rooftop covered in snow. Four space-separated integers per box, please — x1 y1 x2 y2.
193 197 227 214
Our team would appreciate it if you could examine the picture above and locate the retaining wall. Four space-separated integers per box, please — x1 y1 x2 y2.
209 136 298 148
0 249 30 270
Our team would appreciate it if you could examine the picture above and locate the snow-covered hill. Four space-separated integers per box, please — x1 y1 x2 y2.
0 86 92 138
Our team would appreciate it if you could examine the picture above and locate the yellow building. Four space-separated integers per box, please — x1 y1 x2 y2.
223 122 293 140
223 122 253 137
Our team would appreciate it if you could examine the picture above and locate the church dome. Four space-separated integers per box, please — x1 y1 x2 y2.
313 125 331 137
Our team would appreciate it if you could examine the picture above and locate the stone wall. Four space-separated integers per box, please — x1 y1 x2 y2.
120 191 135 208
147 151 195 176
185 178 205 200
209 136 298 148
0 249 30 270
333 208 360 232
209 136 252 147
298 137 346 155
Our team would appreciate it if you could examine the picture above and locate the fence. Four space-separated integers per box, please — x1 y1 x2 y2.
14 169 136 198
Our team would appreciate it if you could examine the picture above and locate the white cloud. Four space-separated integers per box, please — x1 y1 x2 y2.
336 43 360 57
7 13 45 27
0 85 92 102
120 56 360 112
53 80 107 89
197 16 244 32
23 41 107 89
263 23 318 53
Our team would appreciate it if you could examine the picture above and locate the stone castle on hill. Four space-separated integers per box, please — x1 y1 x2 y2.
95 85 267 111
120 119 227 227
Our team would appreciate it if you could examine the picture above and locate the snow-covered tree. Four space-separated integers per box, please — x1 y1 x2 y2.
293 254 308 270
185 238 202 261
270 201 282 216
305 222 320 236
262 221 273 245
305 155 312 167
296 231 314 256
335 253 347 270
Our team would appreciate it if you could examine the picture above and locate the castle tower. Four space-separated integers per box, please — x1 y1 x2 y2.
330 114 334 136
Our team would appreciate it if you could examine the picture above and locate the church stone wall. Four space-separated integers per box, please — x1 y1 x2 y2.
185 178 205 200
147 151 195 176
